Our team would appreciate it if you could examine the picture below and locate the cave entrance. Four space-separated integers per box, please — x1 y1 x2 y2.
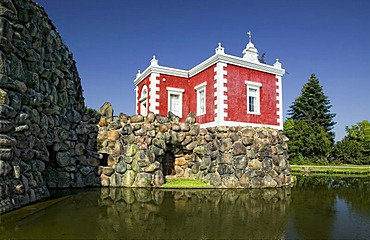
162 152 175 176
46 146 56 166
100 153 109 166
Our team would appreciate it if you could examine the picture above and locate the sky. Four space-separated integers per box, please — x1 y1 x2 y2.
34 0 370 141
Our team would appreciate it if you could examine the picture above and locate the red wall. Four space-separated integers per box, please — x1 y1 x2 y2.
226 64 279 126
156 74 188 120
188 65 216 124
136 63 279 127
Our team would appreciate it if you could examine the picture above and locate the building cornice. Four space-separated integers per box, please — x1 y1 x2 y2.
216 54 285 76
134 53 285 86
134 65 188 85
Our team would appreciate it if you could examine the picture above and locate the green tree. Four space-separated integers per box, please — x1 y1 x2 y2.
284 119 332 164
356 120 370 158
288 74 336 142
333 120 370 164
333 138 363 164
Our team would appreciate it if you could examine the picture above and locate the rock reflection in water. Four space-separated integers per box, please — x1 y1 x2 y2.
97 187 291 239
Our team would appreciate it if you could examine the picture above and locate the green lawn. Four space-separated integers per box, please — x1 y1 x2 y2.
290 164 370 175
161 178 213 189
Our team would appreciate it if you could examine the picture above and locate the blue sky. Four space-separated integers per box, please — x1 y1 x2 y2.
34 0 370 141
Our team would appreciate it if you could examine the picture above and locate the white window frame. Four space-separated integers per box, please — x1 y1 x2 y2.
194 82 207 116
166 87 185 118
139 85 148 116
245 81 262 115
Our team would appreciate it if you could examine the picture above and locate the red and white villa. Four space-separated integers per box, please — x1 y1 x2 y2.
134 33 285 130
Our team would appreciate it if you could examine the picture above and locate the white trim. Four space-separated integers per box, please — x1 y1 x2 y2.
135 86 139 114
194 82 207 90
139 85 148 116
245 81 262 115
194 82 207 116
276 75 283 129
245 81 262 88
189 53 284 78
166 87 185 118
134 52 285 86
214 62 228 125
166 87 185 93
200 120 282 130
149 73 160 114
134 65 188 85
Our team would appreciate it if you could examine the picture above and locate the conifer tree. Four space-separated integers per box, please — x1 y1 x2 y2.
284 118 332 164
288 74 336 142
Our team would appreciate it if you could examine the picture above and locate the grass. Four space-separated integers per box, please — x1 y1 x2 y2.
290 164 370 175
161 178 213 189
293 172 370 178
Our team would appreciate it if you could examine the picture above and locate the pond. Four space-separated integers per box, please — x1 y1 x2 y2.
1 175 369 239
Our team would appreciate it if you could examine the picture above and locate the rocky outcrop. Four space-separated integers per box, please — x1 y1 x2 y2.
0 0 99 214
98 112 292 188
97 102 113 123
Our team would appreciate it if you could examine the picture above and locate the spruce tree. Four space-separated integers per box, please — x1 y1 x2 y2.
284 119 332 164
288 74 336 142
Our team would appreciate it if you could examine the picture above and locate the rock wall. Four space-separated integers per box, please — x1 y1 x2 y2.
98 112 292 188
0 0 99 214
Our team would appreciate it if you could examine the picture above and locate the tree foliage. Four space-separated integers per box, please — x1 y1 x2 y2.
284 74 336 164
333 120 370 164
284 119 332 164
288 74 336 142
258 52 266 64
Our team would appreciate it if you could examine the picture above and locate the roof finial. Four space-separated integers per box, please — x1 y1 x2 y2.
247 31 252 43
215 42 225 54
136 70 142 78
274 58 282 69
150 55 158 66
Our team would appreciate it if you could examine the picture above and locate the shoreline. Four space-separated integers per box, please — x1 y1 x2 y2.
290 164 370 175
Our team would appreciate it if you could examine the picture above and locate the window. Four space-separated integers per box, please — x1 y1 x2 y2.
194 82 207 116
170 94 180 114
167 87 184 118
248 88 257 112
245 81 262 115
139 85 148 116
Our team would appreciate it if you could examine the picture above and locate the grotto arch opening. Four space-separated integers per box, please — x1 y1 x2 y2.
162 151 175 176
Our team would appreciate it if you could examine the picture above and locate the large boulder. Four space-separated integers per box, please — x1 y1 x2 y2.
98 102 113 121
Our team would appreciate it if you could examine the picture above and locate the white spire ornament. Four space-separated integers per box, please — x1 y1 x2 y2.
150 56 158 66
242 31 259 63
136 70 142 78
247 31 252 42
215 42 225 54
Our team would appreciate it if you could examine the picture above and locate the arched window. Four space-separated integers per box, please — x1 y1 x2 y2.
139 85 148 116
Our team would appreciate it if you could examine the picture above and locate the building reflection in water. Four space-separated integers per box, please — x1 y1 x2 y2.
1 176 369 239
97 187 291 239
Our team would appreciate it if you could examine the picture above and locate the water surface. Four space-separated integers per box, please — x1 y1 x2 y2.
1 176 369 239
